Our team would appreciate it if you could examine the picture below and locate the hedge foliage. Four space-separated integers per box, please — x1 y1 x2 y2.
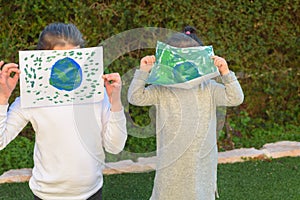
0 0 299 159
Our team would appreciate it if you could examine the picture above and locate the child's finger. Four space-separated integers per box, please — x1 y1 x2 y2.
103 73 120 80
141 55 155 65
108 82 121 88
148 55 155 63
1 65 19 79
1 63 19 72
102 73 121 84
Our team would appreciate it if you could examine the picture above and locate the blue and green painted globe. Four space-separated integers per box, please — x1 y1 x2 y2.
49 57 82 91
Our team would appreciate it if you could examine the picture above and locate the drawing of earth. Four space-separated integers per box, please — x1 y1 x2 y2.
49 57 82 91
173 61 200 83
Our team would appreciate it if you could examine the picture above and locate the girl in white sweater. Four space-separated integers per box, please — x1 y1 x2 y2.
0 22 127 200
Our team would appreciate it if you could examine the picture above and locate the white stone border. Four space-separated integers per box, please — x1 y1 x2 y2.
1 141 300 184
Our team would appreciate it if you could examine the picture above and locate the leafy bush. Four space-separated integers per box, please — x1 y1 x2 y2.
0 0 299 171
0 136 34 174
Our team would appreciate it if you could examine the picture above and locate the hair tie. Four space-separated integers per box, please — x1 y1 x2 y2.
185 31 191 35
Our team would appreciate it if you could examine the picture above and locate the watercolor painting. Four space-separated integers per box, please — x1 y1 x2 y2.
147 41 220 87
19 47 104 108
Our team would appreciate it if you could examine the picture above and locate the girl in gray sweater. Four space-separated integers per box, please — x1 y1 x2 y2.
128 26 244 200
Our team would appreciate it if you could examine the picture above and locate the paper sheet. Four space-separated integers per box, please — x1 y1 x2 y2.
147 41 220 88
19 47 104 108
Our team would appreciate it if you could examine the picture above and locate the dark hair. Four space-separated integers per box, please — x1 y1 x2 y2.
165 26 203 48
183 26 203 46
37 23 85 50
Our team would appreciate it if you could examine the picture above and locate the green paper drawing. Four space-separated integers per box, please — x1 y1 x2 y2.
19 47 104 108
147 41 219 87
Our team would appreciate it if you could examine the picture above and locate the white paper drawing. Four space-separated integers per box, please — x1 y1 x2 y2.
19 47 104 108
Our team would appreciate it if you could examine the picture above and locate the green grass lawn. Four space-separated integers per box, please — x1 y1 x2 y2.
0 156 299 200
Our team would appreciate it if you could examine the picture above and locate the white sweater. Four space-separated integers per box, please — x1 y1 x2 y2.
0 92 127 200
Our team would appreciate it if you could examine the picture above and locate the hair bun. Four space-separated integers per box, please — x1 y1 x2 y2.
182 25 203 46
183 26 197 34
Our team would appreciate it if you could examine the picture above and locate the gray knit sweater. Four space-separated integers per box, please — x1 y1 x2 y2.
128 69 244 200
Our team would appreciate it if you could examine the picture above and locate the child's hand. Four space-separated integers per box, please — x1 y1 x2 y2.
140 55 155 73
0 61 20 104
211 56 230 75
102 73 122 111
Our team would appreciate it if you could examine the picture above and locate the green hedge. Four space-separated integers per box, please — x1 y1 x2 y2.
0 136 34 175
0 0 299 170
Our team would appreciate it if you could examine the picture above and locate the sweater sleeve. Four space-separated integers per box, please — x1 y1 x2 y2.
127 69 160 106
101 92 127 154
0 98 29 150
213 71 244 106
